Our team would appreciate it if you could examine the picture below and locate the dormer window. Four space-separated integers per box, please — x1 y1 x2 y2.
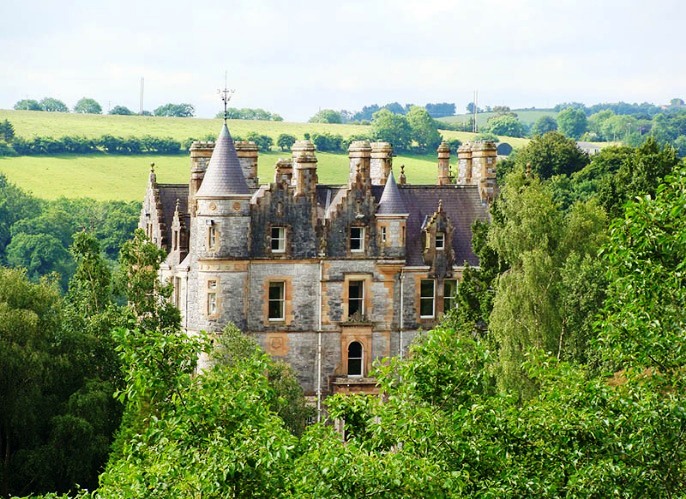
271 226 286 253
436 232 445 250
350 227 365 253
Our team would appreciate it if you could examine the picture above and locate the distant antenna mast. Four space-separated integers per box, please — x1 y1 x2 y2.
218 71 235 122
140 77 144 115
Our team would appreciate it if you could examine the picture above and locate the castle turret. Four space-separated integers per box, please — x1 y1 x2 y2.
189 141 214 217
370 142 393 185
348 140 372 187
376 170 409 259
235 141 259 189
291 140 318 197
437 142 451 185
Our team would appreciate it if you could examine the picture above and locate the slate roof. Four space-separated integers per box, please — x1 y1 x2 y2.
377 171 408 215
157 184 189 250
399 185 488 267
195 123 250 197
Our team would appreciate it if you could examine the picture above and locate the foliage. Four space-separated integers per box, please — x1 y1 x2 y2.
424 102 455 118
513 131 589 179
73 98 103 115
556 107 588 139
276 133 296 151
14 99 41 111
371 109 412 152
153 103 195 118
406 105 442 152
598 165 686 378
244 131 273 152
311 131 344 152
220 107 283 121
530 115 558 136
108 105 134 116
485 113 526 137
0 119 15 143
308 109 343 124
40 97 69 113
473 131 499 142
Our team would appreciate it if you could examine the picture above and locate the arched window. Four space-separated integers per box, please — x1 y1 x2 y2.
348 341 363 377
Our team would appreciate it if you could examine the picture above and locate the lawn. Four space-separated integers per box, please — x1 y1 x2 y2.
0 110 529 201
0 151 459 201
439 109 558 127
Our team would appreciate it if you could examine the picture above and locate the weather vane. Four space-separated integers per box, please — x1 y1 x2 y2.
218 71 235 123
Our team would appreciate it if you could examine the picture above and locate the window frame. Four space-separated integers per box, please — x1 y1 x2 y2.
271 226 286 253
350 227 365 253
208 225 217 250
348 280 365 320
420 279 435 318
347 341 364 377
207 279 218 316
443 279 457 313
268 281 286 321
436 232 445 250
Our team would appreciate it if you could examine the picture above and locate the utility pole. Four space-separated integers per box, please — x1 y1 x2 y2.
139 77 144 115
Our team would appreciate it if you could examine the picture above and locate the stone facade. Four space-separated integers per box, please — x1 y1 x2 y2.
140 122 495 409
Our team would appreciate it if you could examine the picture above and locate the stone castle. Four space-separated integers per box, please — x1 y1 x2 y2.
140 121 496 409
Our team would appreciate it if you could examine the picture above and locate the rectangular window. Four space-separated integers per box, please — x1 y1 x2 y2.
443 279 457 313
350 227 364 253
207 280 217 315
271 226 286 253
380 226 387 244
348 280 364 319
208 225 217 249
420 279 435 318
268 282 285 321
436 232 445 250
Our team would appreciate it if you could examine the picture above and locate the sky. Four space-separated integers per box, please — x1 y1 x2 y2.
1 0 684 122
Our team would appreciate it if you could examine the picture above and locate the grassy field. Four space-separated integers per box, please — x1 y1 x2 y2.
0 151 461 201
0 110 530 201
439 109 558 128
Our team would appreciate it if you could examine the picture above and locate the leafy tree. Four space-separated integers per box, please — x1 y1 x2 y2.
406 105 442 152
109 105 134 115
276 133 297 151
311 132 344 152
14 98 41 111
557 107 588 139
530 115 557 136
308 109 343 124
371 109 412 152
153 103 195 118
485 114 526 137
73 97 102 114
39 97 69 112
245 131 273 152
514 131 589 179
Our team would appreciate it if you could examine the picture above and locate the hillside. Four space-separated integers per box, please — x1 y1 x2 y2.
439 108 558 128
0 110 529 201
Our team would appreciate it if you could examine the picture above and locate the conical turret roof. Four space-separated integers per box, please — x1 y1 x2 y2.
195 123 250 197
377 170 408 215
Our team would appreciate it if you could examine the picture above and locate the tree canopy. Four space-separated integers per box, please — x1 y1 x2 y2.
73 97 102 114
153 103 195 118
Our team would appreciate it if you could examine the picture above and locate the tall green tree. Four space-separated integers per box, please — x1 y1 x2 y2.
513 131 589 180
530 115 558 136
406 105 442 152
13 99 41 111
556 107 588 139
308 109 343 124
371 109 412 152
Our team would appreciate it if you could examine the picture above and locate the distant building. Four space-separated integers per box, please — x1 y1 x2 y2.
140 123 495 408
576 141 602 155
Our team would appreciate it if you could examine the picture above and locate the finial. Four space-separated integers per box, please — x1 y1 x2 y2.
217 71 235 123
150 162 155 173
174 198 181 213
438 199 443 212
399 164 407 185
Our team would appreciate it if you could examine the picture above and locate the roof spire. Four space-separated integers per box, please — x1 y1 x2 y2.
218 71 235 123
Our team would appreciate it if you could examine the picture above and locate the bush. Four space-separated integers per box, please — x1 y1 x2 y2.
311 132 344 152
245 132 273 152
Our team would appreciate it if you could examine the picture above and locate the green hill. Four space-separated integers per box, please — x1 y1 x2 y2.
0 110 529 201
439 109 558 128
